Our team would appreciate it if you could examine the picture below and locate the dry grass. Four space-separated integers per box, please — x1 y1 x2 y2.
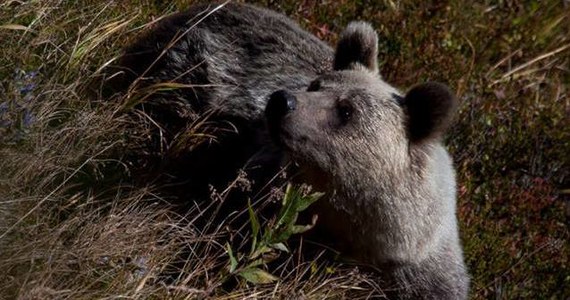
0 1 377 299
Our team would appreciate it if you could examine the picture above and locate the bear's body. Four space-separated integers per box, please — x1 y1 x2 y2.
111 3 469 299
114 3 331 119
109 3 332 198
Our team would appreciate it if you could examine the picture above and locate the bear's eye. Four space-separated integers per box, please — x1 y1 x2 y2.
336 99 354 125
307 80 321 92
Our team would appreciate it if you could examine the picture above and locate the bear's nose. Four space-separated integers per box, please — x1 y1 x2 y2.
266 90 297 120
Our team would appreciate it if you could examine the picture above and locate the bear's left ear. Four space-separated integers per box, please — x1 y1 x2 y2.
403 82 458 143
334 21 379 73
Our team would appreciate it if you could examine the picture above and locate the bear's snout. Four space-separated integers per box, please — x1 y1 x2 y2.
265 90 297 144
266 90 297 119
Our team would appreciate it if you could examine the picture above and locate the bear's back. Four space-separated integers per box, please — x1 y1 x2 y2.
112 3 333 120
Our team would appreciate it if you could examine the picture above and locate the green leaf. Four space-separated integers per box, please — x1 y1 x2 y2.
296 191 324 212
248 199 260 255
290 222 315 235
248 199 260 237
282 183 294 206
245 258 265 269
275 184 299 228
250 245 272 260
270 242 289 252
272 230 293 244
266 185 323 245
238 267 279 284
226 243 238 273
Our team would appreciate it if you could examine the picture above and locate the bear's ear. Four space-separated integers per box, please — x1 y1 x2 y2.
403 82 458 143
333 21 379 73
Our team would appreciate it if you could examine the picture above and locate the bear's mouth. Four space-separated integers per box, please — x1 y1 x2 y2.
267 125 333 193
267 123 312 156
266 114 306 152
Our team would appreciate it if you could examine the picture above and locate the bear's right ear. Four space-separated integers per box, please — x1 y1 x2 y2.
403 82 458 143
333 21 379 73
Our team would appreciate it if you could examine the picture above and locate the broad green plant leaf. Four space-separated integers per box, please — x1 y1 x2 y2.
238 267 279 284
226 243 238 273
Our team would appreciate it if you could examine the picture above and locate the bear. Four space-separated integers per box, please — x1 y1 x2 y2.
105 2 333 204
107 2 469 299
265 22 469 300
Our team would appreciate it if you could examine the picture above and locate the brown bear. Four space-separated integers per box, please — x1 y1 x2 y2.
109 2 469 298
265 21 469 300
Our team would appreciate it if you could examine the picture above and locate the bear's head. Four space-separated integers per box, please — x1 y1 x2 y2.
265 21 458 201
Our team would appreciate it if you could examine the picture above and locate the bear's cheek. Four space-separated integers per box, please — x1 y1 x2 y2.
280 129 334 171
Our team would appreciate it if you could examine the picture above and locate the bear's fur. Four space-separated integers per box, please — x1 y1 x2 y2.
109 3 469 299
265 21 469 300
106 2 332 202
